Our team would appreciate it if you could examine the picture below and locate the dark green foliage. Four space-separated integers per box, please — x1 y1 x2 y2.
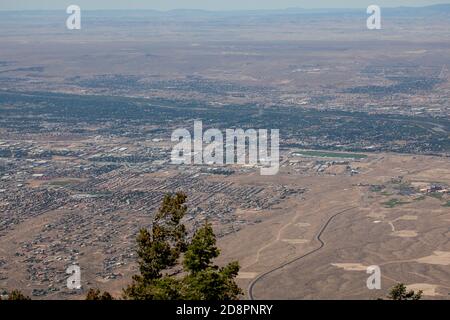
85 288 114 300
124 193 242 300
134 228 175 282
125 277 182 300
2 290 31 300
123 192 188 300
181 222 242 300
181 259 242 300
183 221 220 273
428 192 443 200
138 192 187 278
387 283 423 300
382 198 410 208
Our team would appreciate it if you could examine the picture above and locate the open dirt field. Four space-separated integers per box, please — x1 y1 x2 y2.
217 153 450 299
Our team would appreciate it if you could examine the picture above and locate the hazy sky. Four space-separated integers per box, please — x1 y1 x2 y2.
0 0 449 11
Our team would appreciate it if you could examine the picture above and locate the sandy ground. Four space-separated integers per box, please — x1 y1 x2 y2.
1 153 449 299
217 153 450 299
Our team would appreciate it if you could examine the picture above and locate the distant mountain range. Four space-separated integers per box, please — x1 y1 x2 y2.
92 4 450 15
1 4 450 17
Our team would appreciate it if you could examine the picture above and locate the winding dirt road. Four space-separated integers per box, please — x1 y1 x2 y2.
247 206 358 300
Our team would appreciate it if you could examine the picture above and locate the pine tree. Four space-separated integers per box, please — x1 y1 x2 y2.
181 222 242 300
123 192 188 300
387 283 423 300
124 193 242 300
4 290 31 300
85 288 114 300
183 221 220 273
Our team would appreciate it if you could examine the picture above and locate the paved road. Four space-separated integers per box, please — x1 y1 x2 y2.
247 206 358 300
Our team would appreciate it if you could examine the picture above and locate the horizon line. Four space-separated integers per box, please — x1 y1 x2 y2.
1 3 450 13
